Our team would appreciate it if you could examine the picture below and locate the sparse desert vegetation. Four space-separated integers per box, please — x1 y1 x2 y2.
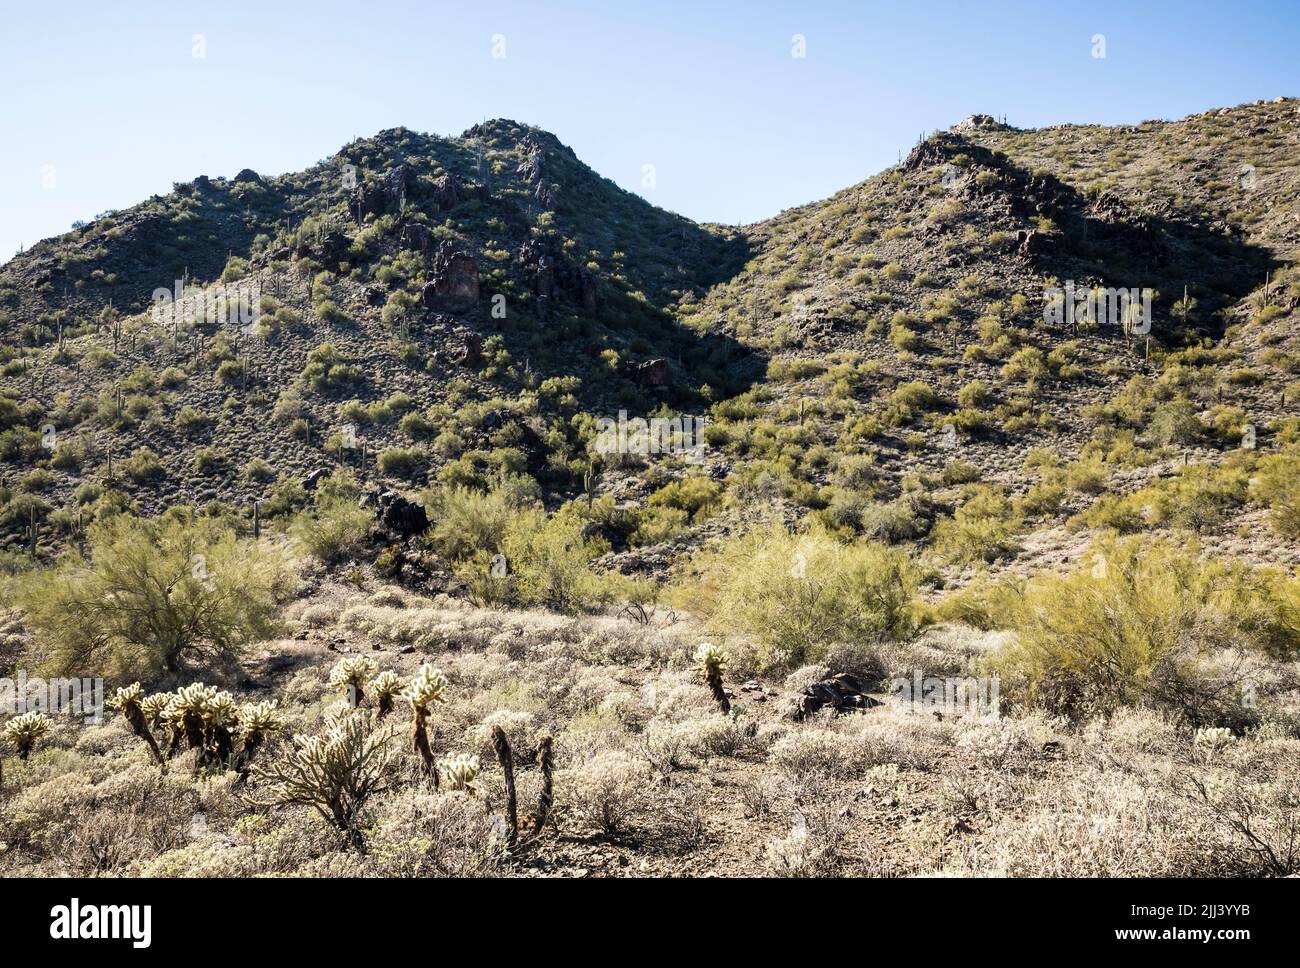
1 91 1299 881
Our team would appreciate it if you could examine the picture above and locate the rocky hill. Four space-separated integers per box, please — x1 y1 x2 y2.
1 101 1297 580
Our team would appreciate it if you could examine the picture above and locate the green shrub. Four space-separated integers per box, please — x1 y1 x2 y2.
15 516 286 680
422 477 537 563
292 497 371 564
986 538 1300 720
123 447 164 482
377 447 425 478
932 485 1021 564
495 505 612 613
681 523 920 670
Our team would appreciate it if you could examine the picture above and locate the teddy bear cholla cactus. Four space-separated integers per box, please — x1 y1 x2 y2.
693 643 731 714
329 656 378 708
107 682 164 764
140 693 172 730
438 753 480 793
155 683 245 766
4 712 52 759
406 664 448 784
235 700 284 770
251 710 394 849
0 711 52 790
370 671 403 718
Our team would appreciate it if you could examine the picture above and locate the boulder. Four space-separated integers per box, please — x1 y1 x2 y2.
302 468 331 491
399 220 431 254
787 673 882 721
369 490 429 540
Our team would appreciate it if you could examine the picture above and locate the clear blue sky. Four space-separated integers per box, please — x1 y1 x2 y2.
2 0 1297 260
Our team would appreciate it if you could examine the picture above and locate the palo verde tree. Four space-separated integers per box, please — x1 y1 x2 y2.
16 515 287 681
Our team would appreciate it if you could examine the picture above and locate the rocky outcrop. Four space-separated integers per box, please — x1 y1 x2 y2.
399 220 431 254
631 358 672 388
354 164 410 220
421 243 480 313
363 489 430 540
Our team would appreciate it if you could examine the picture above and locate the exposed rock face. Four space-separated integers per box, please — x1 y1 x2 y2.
318 229 350 269
430 174 463 211
232 168 263 184
422 243 479 313
367 489 430 539
631 358 672 387
787 673 882 721
354 164 410 220
399 220 431 254
516 239 598 320
516 135 556 208
951 113 1003 133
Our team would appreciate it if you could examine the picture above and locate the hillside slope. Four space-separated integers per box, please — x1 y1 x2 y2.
1 101 1297 578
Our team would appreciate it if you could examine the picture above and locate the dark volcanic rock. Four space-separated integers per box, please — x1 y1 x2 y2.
787 673 882 721
368 489 430 539
632 358 672 387
422 243 480 313
302 468 330 491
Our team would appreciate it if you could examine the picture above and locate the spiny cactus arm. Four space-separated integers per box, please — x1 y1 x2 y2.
109 683 165 764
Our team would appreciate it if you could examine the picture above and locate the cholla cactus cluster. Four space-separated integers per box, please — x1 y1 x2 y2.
693 643 731 714
107 682 146 712
3 712 52 759
107 682 163 764
239 701 284 745
107 681 284 772
438 753 480 793
329 656 378 708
